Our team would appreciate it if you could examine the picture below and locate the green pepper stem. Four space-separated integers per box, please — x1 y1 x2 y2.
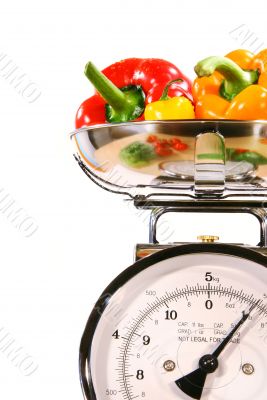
194 56 259 100
84 62 127 111
160 79 183 101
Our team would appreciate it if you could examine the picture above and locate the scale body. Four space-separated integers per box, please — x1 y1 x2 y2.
70 120 267 400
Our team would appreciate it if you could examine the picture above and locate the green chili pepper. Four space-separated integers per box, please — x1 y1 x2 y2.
226 148 267 166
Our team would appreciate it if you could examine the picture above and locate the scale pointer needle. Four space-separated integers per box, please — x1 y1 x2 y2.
175 300 260 399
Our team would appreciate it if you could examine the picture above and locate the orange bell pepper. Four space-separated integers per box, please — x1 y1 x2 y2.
193 49 267 120
225 49 254 69
250 49 267 73
250 49 267 90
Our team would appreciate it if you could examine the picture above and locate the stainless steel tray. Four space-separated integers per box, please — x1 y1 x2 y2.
70 120 267 201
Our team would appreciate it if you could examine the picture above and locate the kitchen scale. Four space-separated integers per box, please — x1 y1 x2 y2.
70 120 267 400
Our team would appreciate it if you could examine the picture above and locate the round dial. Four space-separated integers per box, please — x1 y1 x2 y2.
80 245 267 400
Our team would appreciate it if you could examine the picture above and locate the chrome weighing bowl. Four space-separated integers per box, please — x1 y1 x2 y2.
70 120 267 200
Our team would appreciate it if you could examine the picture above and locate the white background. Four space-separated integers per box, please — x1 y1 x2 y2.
0 0 266 398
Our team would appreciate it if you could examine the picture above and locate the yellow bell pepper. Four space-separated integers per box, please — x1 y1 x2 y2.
144 79 195 120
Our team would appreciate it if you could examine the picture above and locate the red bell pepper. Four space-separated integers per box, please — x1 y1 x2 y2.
75 58 192 128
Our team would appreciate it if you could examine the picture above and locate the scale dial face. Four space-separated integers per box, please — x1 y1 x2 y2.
81 245 267 400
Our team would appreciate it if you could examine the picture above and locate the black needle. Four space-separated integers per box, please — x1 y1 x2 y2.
175 300 260 400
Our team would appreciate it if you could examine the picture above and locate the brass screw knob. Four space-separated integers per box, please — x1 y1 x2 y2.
197 235 219 243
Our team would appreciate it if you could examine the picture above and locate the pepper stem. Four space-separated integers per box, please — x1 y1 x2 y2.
84 62 145 123
160 79 183 101
194 56 259 101
85 62 126 111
